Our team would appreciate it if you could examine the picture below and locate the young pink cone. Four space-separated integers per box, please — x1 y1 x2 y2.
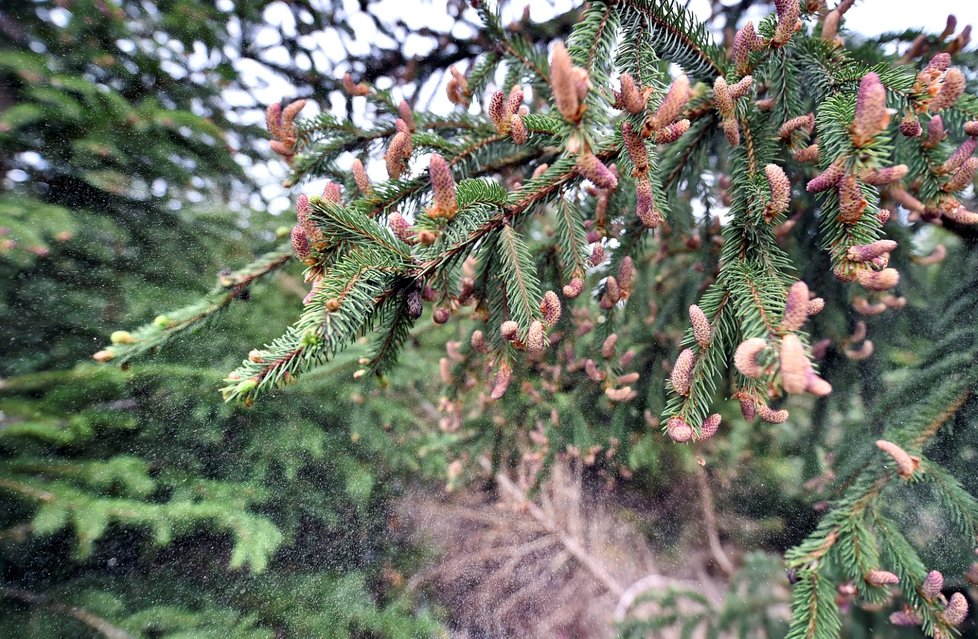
943 592 969 625
722 116 740 146
654 119 690 144
945 157 978 192
837 175 867 224
865 570 900 587
732 21 763 74
861 165 908 185
577 153 618 190
757 402 790 424
739 395 757 421
772 0 801 46
781 281 810 332
351 159 372 196
550 43 585 123
793 144 820 163
488 90 506 129
622 122 649 175
780 334 809 395
689 305 711 347
931 68 965 112
635 177 662 227
618 257 635 297
729 75 754 100
856 268 900 291
922 570 944 600
847 240 898 262
734 338 767 379
398 99 416 132
698 414 722 440
778 113 816 140
764 164 791 219
385 131 412 179
649 74 690 130
714 77 734 118
807 160 846 193
290 225 311 262
943 138 977 173
490 362 512 400
562 277 585 299
540 291 562 328
527 320 547 354
671 348 695 396
944 206 978 225
852 72 890 147
323 181 342 203
900 112 922 137
924 115 947 148
875 440 920 478
428 153 458 219
615 73 646 114
667 416 694 443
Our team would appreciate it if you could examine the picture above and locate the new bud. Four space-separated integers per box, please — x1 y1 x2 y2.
875 440 920 478
781 281 810 331
780 334 809 395
667 416 694 443
943 592 968 625
540 291 562 327
577 153 618 190
550 42 586 123
671 348 695 396
847 240 898 262
931 68 965 112
764 164 791 219
562 277 585 299
851 72 889 147
699 414 721 440
865 570 900 587
351 159 372 196
922 570 944 600
806 160 845 193
490 362 512 400
689 305 711 347
734 338 768 379
856 268 900 291
428 153 458 219
649 74 690 130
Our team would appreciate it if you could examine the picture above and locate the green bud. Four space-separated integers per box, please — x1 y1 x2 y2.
301 332 322 347
110 330 136 345
153 315 171 328
235 378 258 394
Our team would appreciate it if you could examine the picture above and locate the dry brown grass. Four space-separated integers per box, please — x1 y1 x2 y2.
401 460 732 638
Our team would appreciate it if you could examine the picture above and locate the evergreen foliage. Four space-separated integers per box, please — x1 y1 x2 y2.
6 0 978 636
103 1 978 636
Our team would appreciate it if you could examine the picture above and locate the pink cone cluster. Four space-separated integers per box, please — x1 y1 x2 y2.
266 99 306 164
